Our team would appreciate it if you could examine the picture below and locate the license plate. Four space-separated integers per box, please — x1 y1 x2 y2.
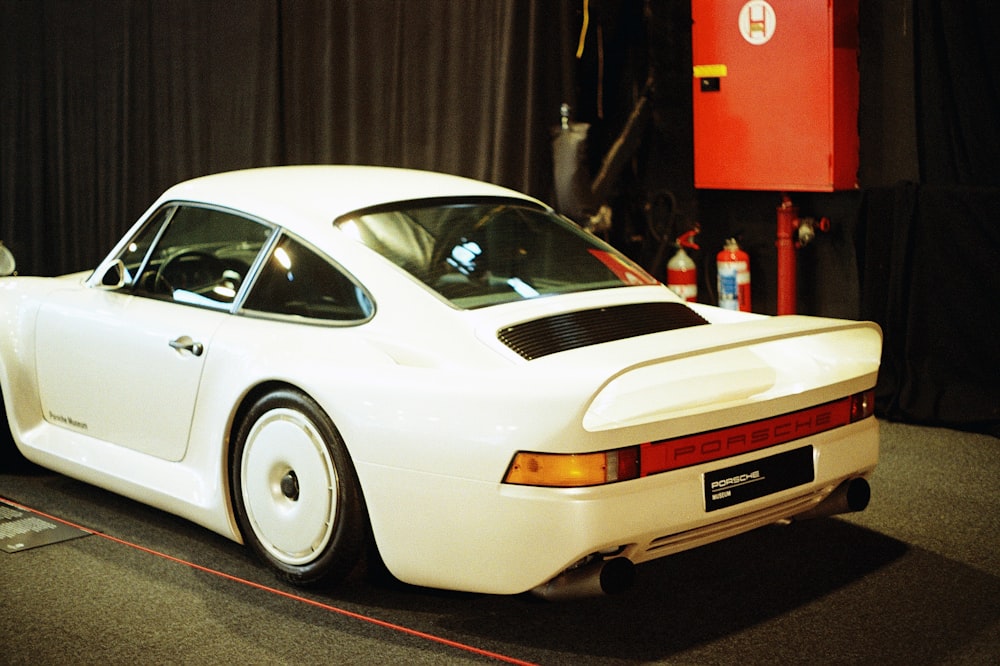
704 446 814 512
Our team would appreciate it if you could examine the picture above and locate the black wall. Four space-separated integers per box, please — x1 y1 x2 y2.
1 1 575 274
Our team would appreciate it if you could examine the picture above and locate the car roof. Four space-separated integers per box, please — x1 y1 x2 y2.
158 165 541 237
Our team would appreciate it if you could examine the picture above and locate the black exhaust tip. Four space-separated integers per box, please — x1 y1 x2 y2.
599 557 635 595
793 477 872 521
531 557 636 600
846 477 871 512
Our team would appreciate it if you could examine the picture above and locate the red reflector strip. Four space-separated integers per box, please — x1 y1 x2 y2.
641 397 853 477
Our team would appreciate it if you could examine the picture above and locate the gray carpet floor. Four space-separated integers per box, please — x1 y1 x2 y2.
1 420 997 665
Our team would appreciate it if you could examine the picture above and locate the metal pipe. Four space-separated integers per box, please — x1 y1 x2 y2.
530 557 635 601
794 477 871 521
776 195 798 315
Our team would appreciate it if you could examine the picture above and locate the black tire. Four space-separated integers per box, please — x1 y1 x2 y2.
230 388 366 587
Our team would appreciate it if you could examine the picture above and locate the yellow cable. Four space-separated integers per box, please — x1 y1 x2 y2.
576 0 589 58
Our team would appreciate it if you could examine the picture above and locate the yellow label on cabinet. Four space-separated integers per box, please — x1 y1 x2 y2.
693 64 728 78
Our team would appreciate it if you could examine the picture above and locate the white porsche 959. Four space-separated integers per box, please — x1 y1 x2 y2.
0 166 880 599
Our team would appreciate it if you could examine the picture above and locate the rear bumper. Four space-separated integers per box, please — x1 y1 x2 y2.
362 416 878 595
625 416 878 566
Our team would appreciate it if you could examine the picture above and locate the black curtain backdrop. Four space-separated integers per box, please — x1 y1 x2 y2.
1 0 574 276
859 183 1000 436
914 0 1000 187
859 0 1000 435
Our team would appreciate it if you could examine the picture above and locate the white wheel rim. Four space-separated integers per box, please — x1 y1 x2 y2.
241 408 338 566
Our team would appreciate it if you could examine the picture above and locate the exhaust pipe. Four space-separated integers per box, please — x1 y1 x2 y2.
795 477 871 521
531 557 635 601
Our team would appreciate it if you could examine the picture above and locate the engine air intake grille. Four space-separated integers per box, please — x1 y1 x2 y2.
498 302 709 360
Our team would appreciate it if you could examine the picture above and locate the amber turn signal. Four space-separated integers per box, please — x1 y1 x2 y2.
504 447 640 487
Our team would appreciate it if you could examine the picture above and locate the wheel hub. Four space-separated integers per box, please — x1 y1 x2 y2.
280 470 300 501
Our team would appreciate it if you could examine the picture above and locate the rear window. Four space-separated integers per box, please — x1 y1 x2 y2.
335 200 657 309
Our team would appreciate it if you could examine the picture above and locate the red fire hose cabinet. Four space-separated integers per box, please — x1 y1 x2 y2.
692 0 859 192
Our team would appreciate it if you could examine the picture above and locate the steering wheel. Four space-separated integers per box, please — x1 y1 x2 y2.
154 250 225 294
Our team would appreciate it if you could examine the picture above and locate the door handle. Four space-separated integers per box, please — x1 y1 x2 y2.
169 336 204 357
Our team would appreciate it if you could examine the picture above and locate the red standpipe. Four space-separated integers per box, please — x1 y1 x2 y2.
776 195 830 315
776 195 798 315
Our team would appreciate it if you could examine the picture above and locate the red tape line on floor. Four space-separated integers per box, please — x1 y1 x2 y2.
2 497 538 666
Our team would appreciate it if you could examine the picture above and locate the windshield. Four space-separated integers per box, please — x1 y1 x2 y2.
335 200 658 308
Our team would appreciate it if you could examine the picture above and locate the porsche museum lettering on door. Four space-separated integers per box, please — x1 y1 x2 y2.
48 411 89 431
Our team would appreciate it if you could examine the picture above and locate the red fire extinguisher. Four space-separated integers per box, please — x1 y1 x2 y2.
717 238 751 312
667 228 699 302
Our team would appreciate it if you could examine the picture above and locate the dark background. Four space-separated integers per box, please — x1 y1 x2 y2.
1 0 998 434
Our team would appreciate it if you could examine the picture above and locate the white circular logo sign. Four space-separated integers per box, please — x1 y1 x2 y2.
738 1 776 45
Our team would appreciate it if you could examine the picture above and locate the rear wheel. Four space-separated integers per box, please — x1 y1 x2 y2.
231 388 365 586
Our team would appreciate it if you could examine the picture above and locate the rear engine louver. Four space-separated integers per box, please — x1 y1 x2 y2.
498 302 709 360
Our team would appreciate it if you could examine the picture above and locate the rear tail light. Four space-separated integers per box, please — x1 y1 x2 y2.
850 388 876 422
504 389 875 488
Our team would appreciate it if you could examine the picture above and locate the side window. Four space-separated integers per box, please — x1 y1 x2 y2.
113 207 172 286
243 235 373 322
126 205 273 309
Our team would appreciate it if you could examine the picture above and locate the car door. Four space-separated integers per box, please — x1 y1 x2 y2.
34 204 273 461
35 289 224 461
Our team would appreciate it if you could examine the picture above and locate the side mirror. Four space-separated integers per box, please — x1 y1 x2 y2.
99 259 127 288
0 242 15 277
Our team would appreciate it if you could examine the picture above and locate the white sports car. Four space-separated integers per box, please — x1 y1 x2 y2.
0 166 880 599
